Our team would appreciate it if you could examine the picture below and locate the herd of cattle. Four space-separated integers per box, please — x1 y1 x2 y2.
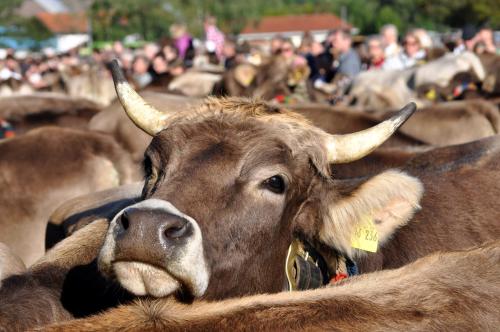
0 51 499 330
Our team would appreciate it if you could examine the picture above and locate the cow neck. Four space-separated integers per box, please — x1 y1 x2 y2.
284 238 358 292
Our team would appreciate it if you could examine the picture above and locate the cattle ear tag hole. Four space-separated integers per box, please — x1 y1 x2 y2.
351 215 378 253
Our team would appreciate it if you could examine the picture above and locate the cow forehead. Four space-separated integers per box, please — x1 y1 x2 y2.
148 104 321 155
159 97 317 136
143 98 331 177
147 121 300 175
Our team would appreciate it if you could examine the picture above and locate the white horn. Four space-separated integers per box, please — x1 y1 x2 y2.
110 59 170 136
325 103 417 163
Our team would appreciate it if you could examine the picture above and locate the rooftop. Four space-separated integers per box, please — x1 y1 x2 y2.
241 13 351 35
36 12 88 34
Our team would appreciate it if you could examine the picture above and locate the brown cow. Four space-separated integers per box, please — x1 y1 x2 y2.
291 99 500 147
1 61 499 329
369 99 500 146
333 134 500 178
0 127 136 266
0 93 101 135
38 240 500 331
213 56 310 101
86 62 498 301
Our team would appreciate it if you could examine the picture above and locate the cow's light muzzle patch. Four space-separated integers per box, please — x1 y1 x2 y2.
98 198 209 298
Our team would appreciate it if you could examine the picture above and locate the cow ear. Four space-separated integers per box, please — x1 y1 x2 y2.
319 170 424 258
234 64 257 87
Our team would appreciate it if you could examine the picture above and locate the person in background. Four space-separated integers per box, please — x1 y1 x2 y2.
454 24 478 54
280 39 296 61
331 29 362 79
204 15 225 61
298 32 314 54
305 40 325 81
477 26 498 54
119 51 134 79
366 35 385 70
222 39 237 69
381 24 401 58
131 55 152 89
0 55 22 81
170 23 193 60
144 43 159 61
149 52 172 89
270 35 285 55
383 31 426 70
413 28 433 50
112 41 124 58
162 44 179 64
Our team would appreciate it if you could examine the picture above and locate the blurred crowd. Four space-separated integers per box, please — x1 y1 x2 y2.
0 15 498 99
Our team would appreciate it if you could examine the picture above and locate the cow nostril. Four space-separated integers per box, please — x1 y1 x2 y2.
119 212 130 231
164 223 188 239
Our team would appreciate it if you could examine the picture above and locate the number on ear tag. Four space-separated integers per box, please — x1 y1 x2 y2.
351 215 378 253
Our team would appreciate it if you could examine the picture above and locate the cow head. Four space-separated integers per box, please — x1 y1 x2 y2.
98 60 423 301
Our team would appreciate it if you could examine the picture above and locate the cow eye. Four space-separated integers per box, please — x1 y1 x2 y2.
263 175 286 194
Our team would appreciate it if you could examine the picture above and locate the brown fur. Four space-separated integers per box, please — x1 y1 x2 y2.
88 92 202 162
99 97 499 299
289 104 425 148
39 240 500 331
0 220 109 331
292 99 500 147
395 100 500 145
0 93 101 135
0 242 26 285
0 127 136 266
478 53 500 96
334 134 500 178
2 97 500 329
46 182 143 248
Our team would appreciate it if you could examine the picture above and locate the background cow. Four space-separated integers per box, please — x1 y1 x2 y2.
0 93 101 135
0 127 136 265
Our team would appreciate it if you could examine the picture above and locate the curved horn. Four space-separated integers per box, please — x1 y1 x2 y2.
325 102 417 163
110 59 170 136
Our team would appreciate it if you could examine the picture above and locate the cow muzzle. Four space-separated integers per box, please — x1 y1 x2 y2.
98 199 209 298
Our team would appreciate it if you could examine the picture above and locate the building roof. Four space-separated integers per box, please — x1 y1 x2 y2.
241 13 351 35
36 12 88 34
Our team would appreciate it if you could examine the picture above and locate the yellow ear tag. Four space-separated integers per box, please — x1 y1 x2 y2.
425 88 436 101
351 215 378 253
